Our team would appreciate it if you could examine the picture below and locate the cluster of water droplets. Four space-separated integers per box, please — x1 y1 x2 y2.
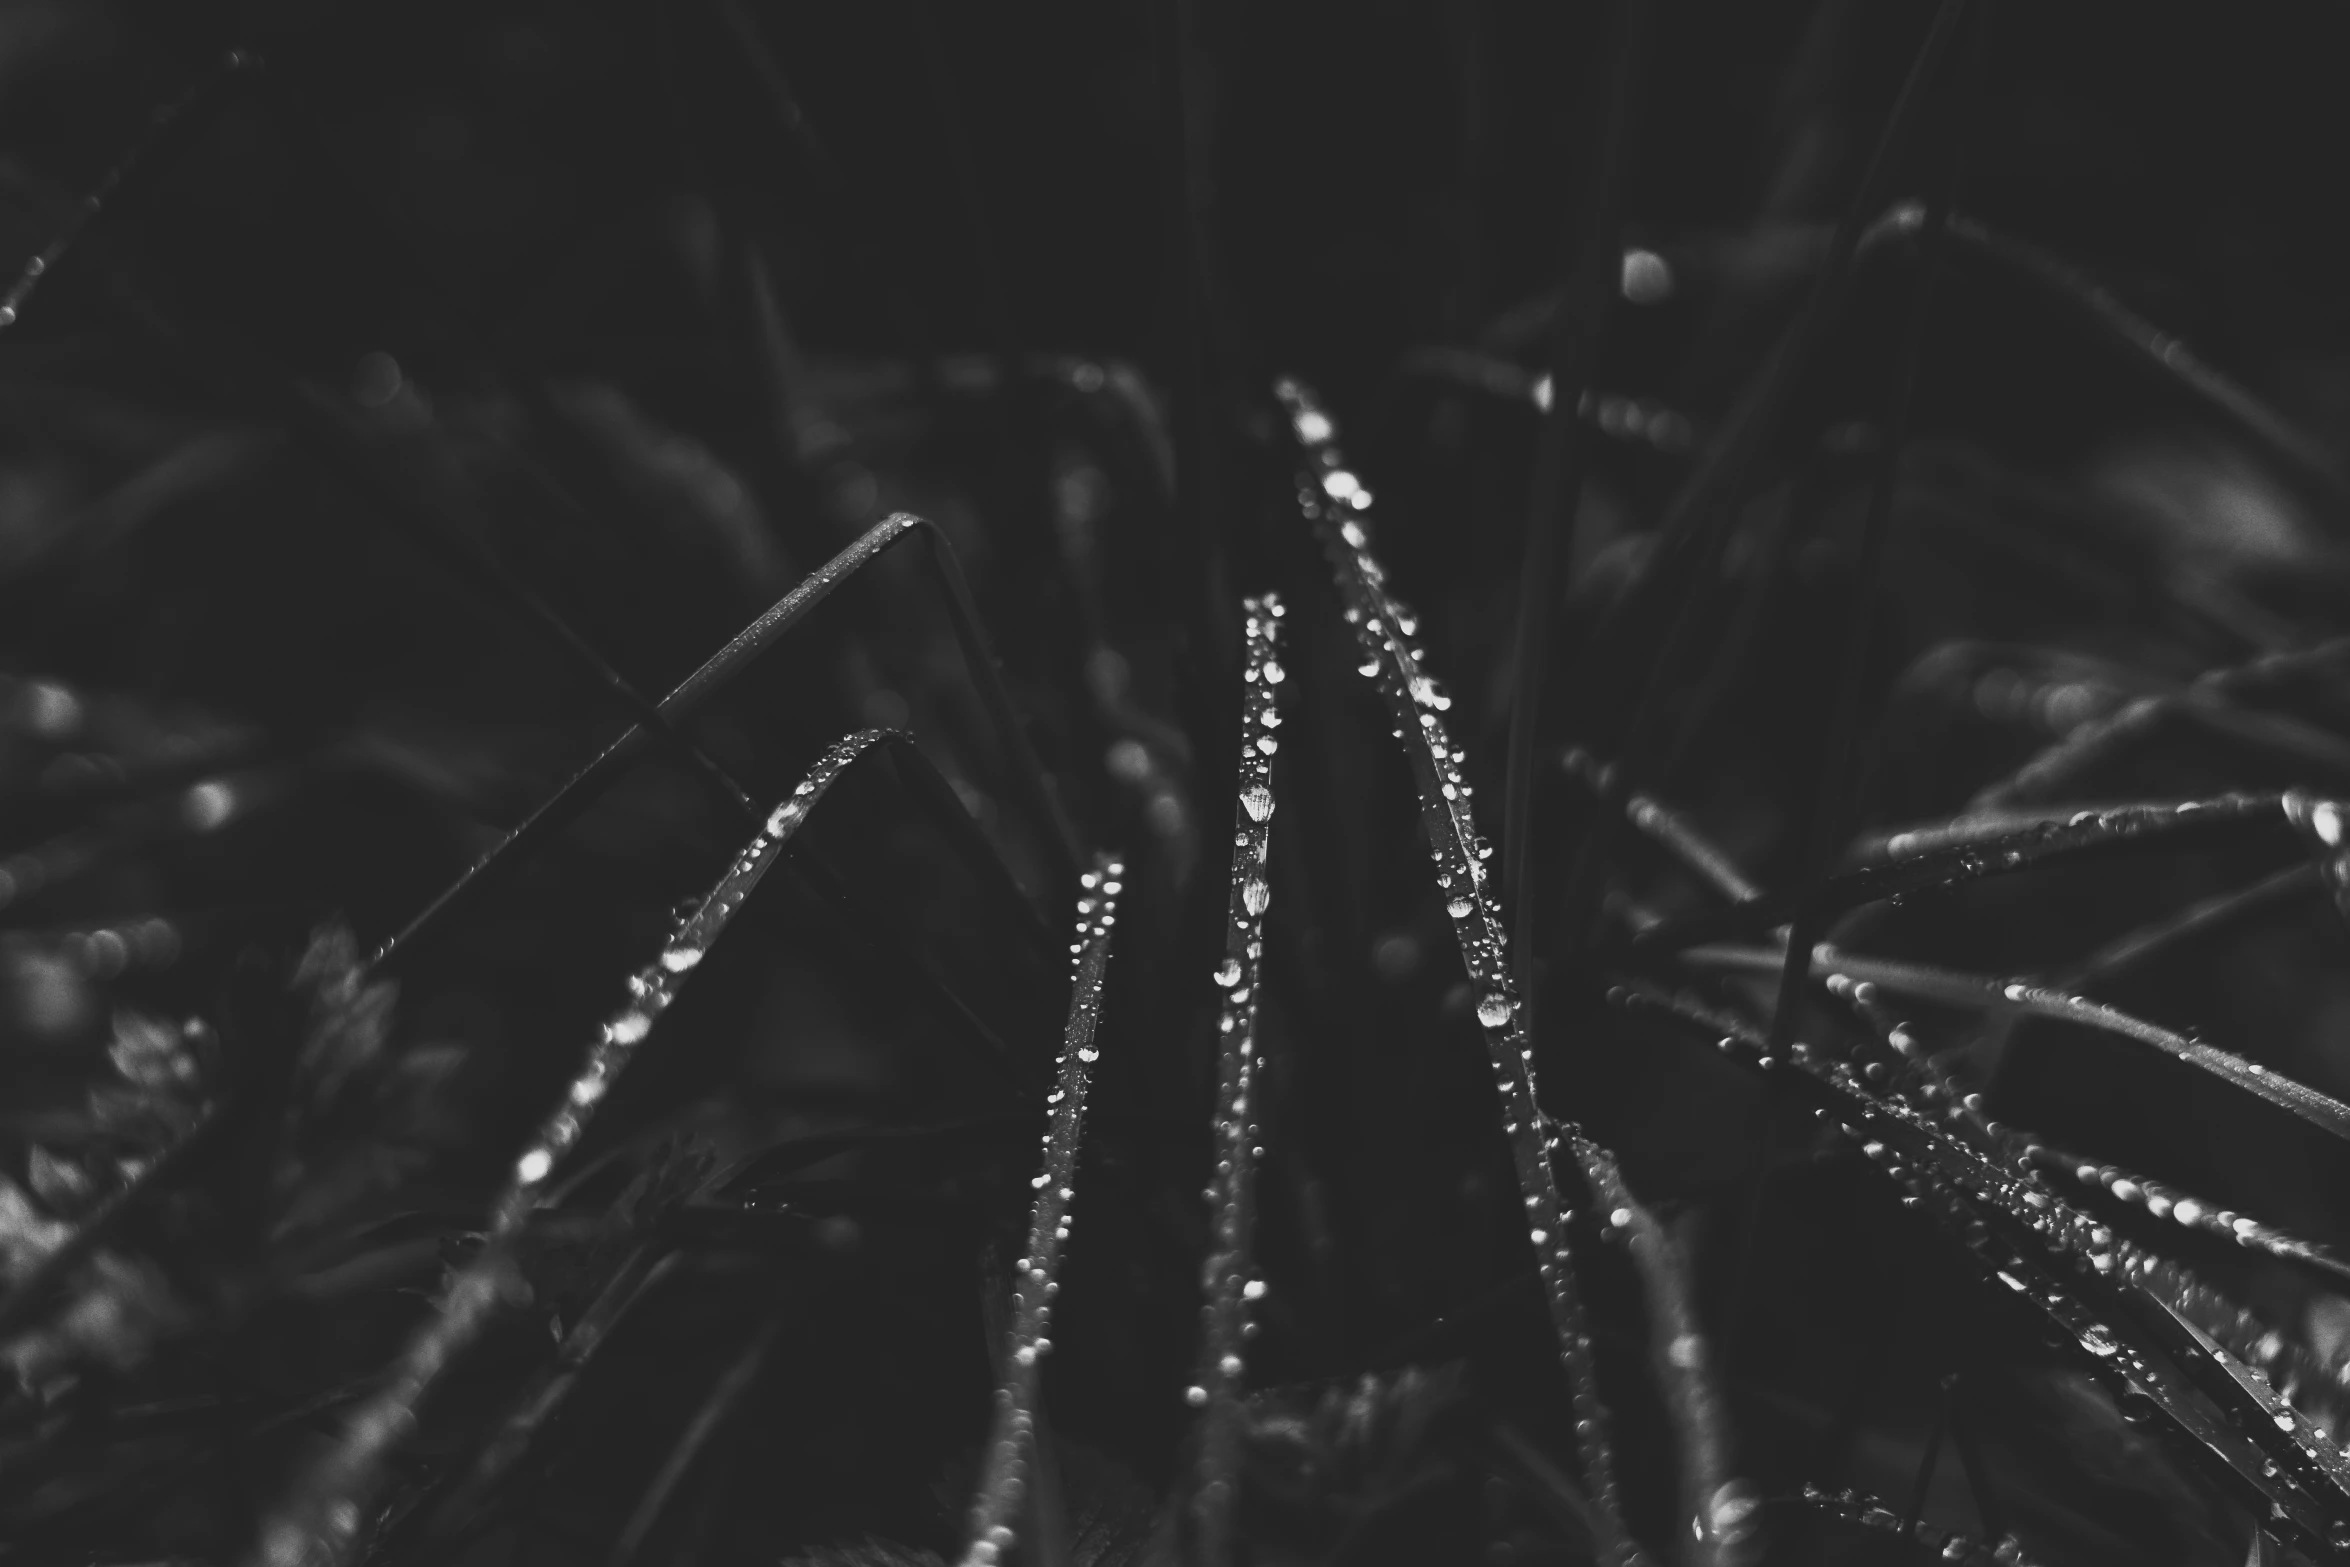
1784 1483 2041 1566
961 854 1124 1567
1274 375 1633 1558
251 729 897 1567
2284 789 2350 927
1616 981 2350 1547
1863 793 2276 892
1823 1026 2350 1503
1185 596 1286 1562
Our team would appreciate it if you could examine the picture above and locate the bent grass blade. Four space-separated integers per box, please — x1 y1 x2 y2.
248 729 908 1567
960 853 1123 1567
376 511 1077 972
1274 376 1638 1566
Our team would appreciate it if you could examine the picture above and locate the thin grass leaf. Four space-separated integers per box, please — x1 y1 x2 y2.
248 728 910 1567
1969 640 2350 811
1770 5 1984 1050
1563 750 1761 903
1502 0 1656 1013
1567 1135 1750 1564
1639 794 2287 953
1273 376 1638 1566
960 852 1122 1567
2021 1145 2350 1288
1677 940 2350 1142
376 511 1073 972
1548 0 1977 980
1938 213 2350 515
0 49 259 333
1391 349 1700 456
1185 593 1284 1567
1819 977 2350 1289
422 1247 685 1538
1751 200 2350 520
609 1313 785 1567
1764 1483 2044 1567
1829 993 2350 1441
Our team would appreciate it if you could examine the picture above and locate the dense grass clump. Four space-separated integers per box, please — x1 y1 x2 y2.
7 3 2350 1564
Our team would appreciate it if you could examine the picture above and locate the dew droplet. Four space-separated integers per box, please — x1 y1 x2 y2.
1214 957 1241 987
1243 878 1271 916
1242 784 1275 821
1476 993 1512 1028
1447 897 1473 919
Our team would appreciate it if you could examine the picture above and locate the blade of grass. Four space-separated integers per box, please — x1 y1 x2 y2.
374 512 1072 972
2020 1145 2350 1287
1970 639 2350 811
1273 376 1637 1566
1569 1136 1746 1566
1549 0 1973 981
1186 594 1284 1567
1763 1485 2039 1567
422 1248 686 1537
0 49 259 332
959 853 1123 1567
1770 0 1985 1052
1939 213 2350 515
705 0 836 184
1563 750 1762 903
1503 0 1658 1027
607 1314 784 1567
1148 0 1237 720
1677 940 2350 1142
1826 992 2350 1442
246 728 913 1567
1822 979 2350 1284
1637 793 2287 953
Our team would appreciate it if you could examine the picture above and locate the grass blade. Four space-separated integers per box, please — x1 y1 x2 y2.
421 1247 686 1539
960 853 1123 1567
1568 1136 1748 1565
1677 940 2350 1142
1765 1484 2043 1567
1503 0 1658 1018
1274 376 1637 1566
1563 750 1761 903
1548 0 1974 976
0 49 259 333
1770 1 1984 1050
608 1314 785 1567
248 729 909 1567
1969 640 2350 811
1185 594 1284 1566
1637 794 2287 953
375 512 1072 972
